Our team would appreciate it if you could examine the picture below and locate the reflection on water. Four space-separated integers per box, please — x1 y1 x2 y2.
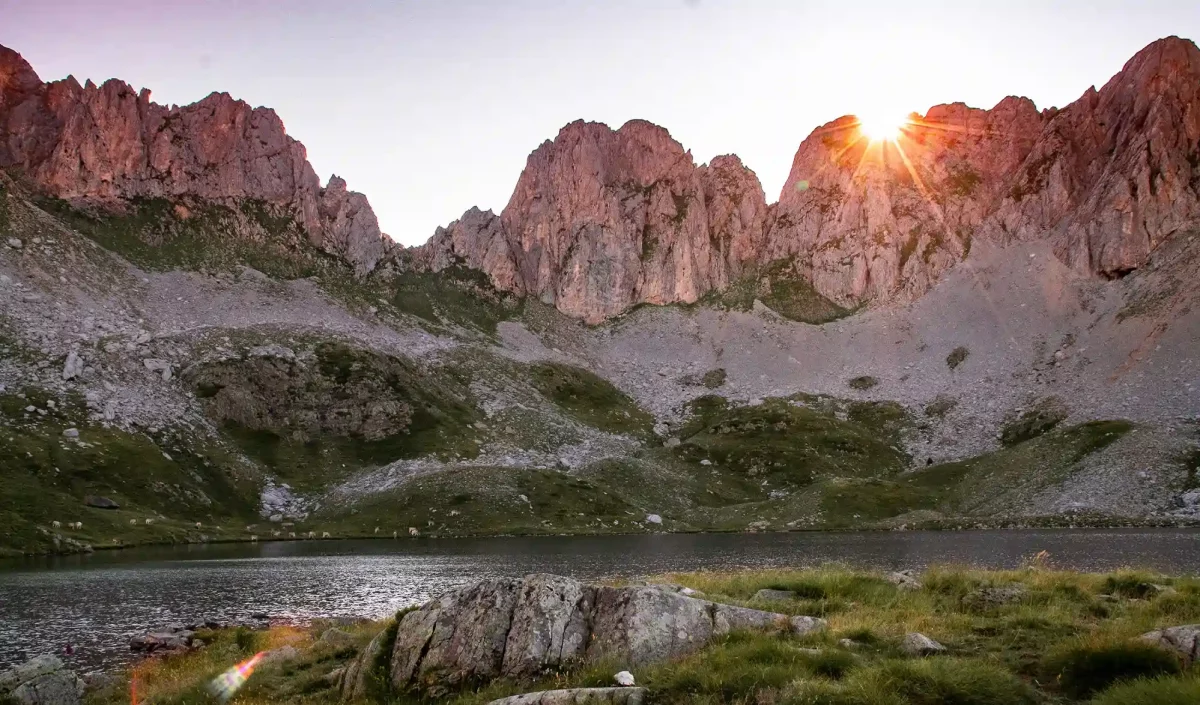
2 529 1199 674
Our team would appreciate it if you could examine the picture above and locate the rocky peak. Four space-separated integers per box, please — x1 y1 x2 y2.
0 44 390 274
985 35 1200 278
498 119 718 322
765 98 1047 305
698 154 768 280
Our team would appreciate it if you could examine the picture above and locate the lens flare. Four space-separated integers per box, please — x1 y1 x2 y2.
856 111 909 142
208 651 265 702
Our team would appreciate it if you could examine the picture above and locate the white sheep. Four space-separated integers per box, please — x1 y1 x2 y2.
307 531 315 539
392 531 397 539
73 522 82 530
52 521 62 528
195 522 202 528
288 532 296 538
409 527 419 537
250 534 258 542
272 530 280 537
144 518 154 525
374 526 379 534
129 519 137 525
321 531 330 539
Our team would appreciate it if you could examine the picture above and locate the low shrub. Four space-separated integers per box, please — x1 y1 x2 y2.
800 649 857 680
946 346 970 370
848 375 880 391
873 658 1038 705
923 395 957 418
1041 639 1182 698
1089 674 1200 705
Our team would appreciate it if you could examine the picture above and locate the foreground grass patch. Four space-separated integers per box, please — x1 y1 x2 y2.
91 567 1200 705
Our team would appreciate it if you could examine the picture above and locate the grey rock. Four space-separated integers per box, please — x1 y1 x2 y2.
789 616 828 636
6 237 22 249
885 570 922 591
962 585 1027 610
752 588 796 602
129 630 194 653
613 671 635 687
901 632 946 656
645 514 662 525
249 345 297 361
340 627 389 701
260 645 299 666
486 688 647 705
61 428 78 439
351 574 822 697
0 655 85 705
1141 624 1200 662
84 496 119 510
318 627 356 648
61 352 82 381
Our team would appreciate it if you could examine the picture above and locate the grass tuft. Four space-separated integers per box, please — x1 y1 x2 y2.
1041 639 1182 699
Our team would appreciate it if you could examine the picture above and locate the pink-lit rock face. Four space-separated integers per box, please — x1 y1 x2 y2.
418 37 1200 319
4 35 1198 315
0 45 389 274
417 120 770 323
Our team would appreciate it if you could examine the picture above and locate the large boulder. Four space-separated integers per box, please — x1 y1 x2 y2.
0 655 85 705
1141 624 1200 663
343 574 824 700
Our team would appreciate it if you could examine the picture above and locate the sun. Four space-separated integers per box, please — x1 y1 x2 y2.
856 110 910 142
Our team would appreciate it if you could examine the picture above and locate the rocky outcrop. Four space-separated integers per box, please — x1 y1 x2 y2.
184 345 419 443
415 122 771 323
983 37 1200 279
0 44 389 274
0 655 85 705
765 98 1045 306
417 207 525 293
416 37 1200 319
754 36 1200 306
341 574 825 700
1141 624 1200 663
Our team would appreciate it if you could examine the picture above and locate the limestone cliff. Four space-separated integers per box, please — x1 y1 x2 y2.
418 36 1200 317
0 45 390 274
417 121 770 323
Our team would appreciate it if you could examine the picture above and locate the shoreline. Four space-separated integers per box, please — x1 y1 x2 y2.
5 513 1200 560
36 565 1200 705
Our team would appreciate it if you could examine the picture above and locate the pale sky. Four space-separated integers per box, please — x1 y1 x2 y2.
4 0 1199 245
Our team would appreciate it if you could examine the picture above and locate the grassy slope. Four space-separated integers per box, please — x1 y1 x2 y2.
2 185 1179 552
528 361 657 440
697 259 854 324
86 566 1200 705
0 388 262 556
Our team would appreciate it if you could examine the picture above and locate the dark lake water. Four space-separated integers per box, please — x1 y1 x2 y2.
3 528 1200 675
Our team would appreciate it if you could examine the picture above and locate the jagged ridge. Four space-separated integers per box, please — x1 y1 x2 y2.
420 36 1200 318
0 45 392 275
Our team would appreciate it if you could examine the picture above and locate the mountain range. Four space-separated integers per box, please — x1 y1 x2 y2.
1 37 1198 555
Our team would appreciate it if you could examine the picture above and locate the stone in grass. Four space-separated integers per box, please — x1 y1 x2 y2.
961 585 1027 610
84 495 119 510
753 588 797 602
1141 624 1200 663
902 632 946 656
487 688 647 705
885 570 922 591
614 671 635 686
